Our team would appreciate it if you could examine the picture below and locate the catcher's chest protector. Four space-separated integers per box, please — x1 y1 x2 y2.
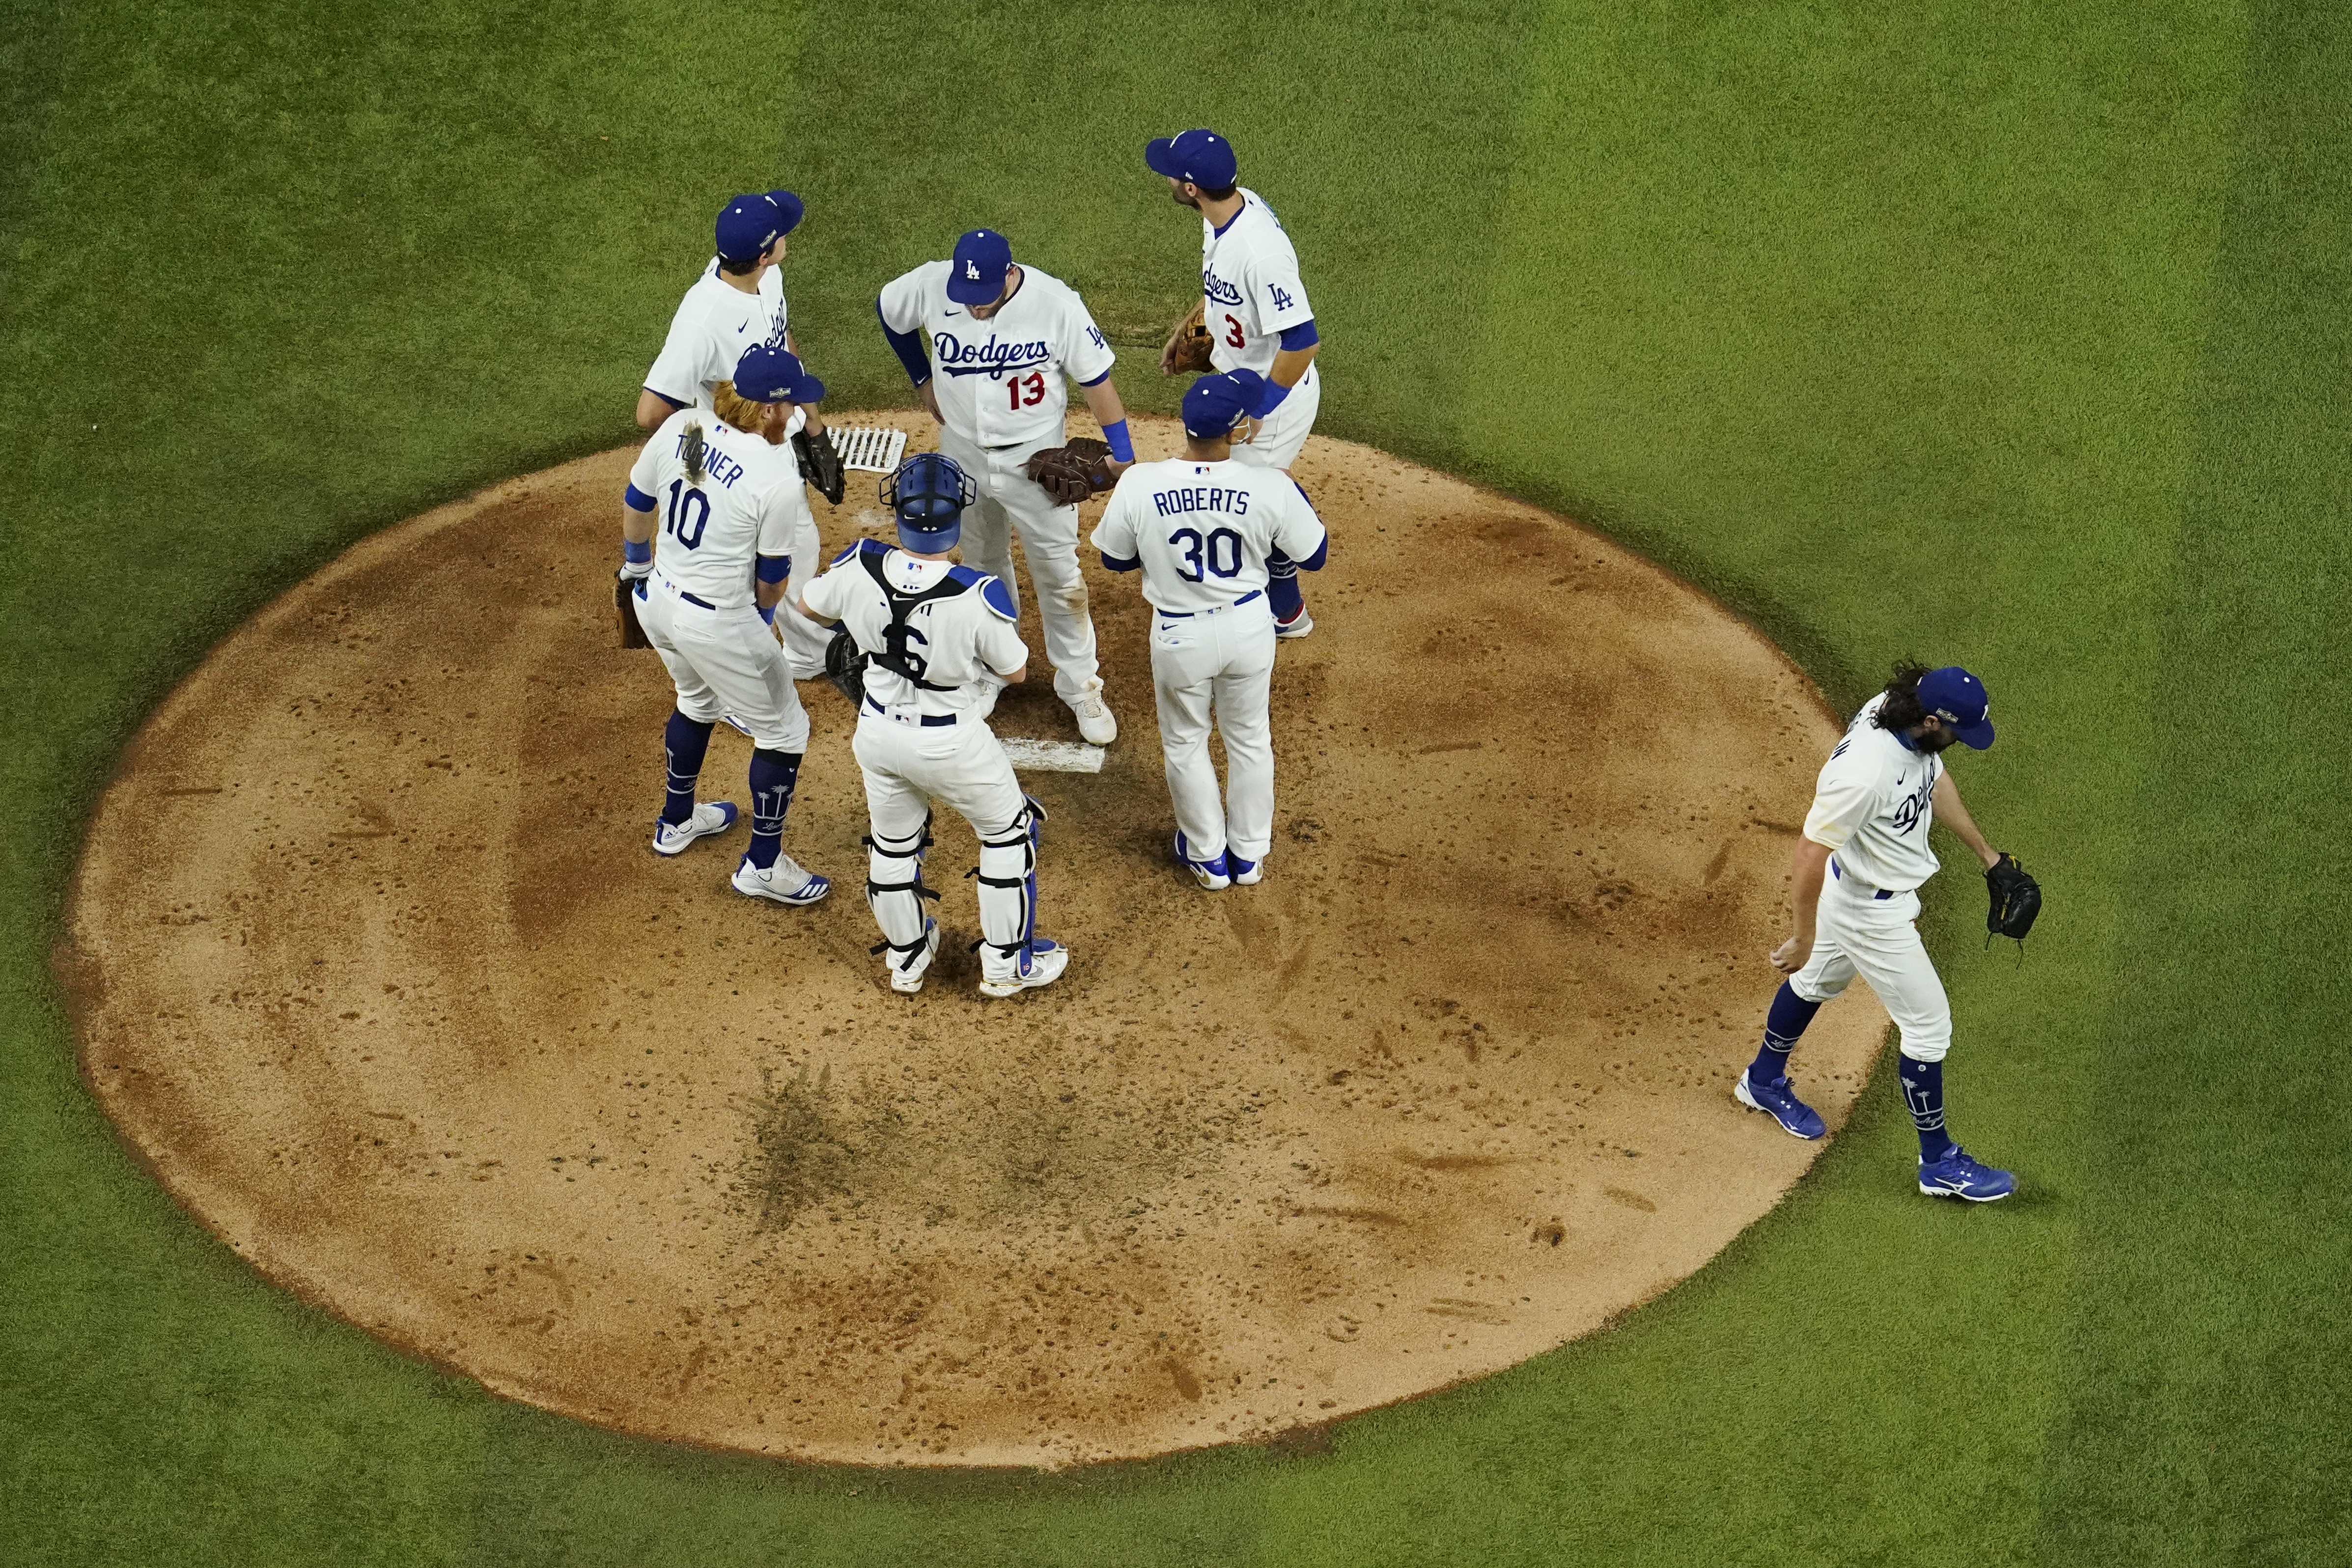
857 551 973 692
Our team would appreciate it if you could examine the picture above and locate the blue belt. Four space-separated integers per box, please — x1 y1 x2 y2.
865 697 958 727
1830 858 1897 900
1157 588 1263 619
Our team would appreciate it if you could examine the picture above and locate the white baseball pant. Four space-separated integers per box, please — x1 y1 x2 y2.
852 713 1035 967
1149 595 1278 863
935 423 1101 701
638 575 810 753
776 602 834 682
1788 859 1953 1062
1227 362 1321 472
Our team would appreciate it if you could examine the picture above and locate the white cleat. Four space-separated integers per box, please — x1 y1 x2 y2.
652 801 738 856
1274 611 1314 641
1065 679 1118 745
887 920 944 994
730 853 831 907
979 938 1070 998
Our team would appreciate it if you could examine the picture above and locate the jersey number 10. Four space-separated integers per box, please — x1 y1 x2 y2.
664 479 709 551
1005 371 1047 410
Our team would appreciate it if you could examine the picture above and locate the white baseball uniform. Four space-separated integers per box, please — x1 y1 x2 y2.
628 408 818 754
644 259 797 415
1201 189 1320 470
1788 693 1953 1062
1092 460 1327 863
802 541 1042 974
875 261 1115 700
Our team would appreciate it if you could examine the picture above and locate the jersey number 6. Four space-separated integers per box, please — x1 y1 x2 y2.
663 479 709 551
1170 526 1243 582
1005 371 1047 410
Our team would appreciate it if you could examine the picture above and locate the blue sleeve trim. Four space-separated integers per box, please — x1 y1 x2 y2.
1099 552 1142 573
624 482 657 512
1295 534 1330 571
622 537 653 565
980 575 1018 620
1277 319 1318 351
876 299 931 385
1100 418 1133 463
642 386 689 411
1079 369 1111 388
756 554 791 584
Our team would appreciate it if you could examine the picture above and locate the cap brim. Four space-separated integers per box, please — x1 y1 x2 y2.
1145 136 1184 177
1956 716 1995 749
766 190 804 234
897 522 961 550
944 272 999 306
790 373 825 404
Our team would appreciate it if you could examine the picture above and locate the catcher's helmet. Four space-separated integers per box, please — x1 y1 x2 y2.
879 452 976 551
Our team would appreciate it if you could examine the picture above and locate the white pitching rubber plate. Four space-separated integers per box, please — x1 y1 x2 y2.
831 427 909 474
998 737 1106 774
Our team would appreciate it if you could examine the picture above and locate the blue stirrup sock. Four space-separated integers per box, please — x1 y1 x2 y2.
745 748 803 869
1899 1056 1953 1162
661 711 715 825
1746 981 1822 1085
1266 553 1305 622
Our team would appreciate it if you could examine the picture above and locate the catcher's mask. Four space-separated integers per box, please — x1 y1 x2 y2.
880 451 976 551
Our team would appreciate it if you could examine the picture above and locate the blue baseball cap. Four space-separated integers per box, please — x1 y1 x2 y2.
946 229 1014 306
1146 128 1238 190
714 189 804 263
732 344 824 404
1918 666 1995 749
1182 369 1268 438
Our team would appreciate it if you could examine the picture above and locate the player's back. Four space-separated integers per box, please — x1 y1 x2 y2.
1097 459 1326 615
818 541 1021 719
636 409 802 607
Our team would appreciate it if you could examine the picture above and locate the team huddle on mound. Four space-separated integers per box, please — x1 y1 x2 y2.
614 128 1324 998
609 127 2046 1198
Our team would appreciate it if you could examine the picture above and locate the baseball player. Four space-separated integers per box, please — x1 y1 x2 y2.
794 452 1069 998
1091 370 1328 889
874 229 1132 746
637 190 821 433
618 343 830 908
1733 664 2021 1201
1147 128 1323 640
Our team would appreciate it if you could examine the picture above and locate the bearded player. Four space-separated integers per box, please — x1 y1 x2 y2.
618 344 830 908
1091 370 1328 889
1147 127 1323 640
1733 663 2040 1201
796 453 1069 999
875 229 1132 746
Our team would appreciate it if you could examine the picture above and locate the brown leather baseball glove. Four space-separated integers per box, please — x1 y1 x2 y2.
1024 437 1117 505
616 571 650 649
1162 303 1214 375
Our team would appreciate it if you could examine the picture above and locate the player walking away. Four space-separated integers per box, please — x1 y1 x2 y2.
1091 370 1328 890
1734 664 2024 1201
1146 127 1324 641
636 190 826 435
795 453 1070 998
619 343 831 909
874 229 1133 747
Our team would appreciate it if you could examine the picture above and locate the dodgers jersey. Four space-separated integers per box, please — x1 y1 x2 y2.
1091 459 1327 615
802 541 1027 720
876 261 1114 448
1803 693 1945 892
1201 190 1315 377
628 407 815 610
644 259 790 411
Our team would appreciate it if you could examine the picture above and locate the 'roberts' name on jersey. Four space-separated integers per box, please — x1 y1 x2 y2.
673 430 749 489
933 332 1054 378
1151 485 1253 518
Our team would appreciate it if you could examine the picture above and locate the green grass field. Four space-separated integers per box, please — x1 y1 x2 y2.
6 0 2347 1562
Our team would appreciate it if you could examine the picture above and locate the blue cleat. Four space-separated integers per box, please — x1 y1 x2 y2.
1172 832 1230 891
1734 1068 1826 1140
1918 1145 2016 1202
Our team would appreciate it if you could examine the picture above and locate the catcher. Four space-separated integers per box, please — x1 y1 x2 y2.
1730 663 2039 1203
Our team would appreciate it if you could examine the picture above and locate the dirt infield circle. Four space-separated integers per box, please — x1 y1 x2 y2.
63 414 1884 1467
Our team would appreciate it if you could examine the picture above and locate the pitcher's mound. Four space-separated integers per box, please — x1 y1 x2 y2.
64 415 1883 1467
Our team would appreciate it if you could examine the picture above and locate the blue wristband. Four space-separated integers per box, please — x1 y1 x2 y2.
1101 419 1134 464
622 537 652 565
758 603 777 625
1253 380 1291 419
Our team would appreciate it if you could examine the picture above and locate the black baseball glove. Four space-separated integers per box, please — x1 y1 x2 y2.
823 627 866 707
1986 852 2041 940
792 425 847 505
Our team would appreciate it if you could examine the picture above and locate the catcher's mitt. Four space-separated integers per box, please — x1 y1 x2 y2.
1024 437 1117 505
1986 852 2041 941
823 627 866 707
616 572 650 649
792 425 847 506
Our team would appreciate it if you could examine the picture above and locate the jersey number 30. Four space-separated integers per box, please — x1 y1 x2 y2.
1170 526 1242 582
664 479 709 550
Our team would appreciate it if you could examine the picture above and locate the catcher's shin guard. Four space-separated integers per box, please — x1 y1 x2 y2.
972 796 1046 961
864 812 939 971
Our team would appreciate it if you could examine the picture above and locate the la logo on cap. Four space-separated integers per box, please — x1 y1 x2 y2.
965 260 980 279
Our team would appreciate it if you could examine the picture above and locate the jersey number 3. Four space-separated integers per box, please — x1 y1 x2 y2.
1223 314 1246 349
1005 371 1046 410
664 479 709 550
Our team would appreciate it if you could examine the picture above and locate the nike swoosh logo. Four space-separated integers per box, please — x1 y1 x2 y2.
737 320 753 334
943 309 961 317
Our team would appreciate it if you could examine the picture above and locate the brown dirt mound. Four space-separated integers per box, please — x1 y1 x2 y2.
62 414 1883 1467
